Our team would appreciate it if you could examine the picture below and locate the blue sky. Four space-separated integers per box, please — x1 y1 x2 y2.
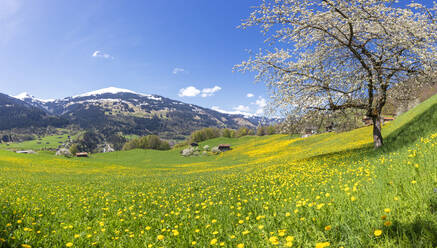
0 0 271 115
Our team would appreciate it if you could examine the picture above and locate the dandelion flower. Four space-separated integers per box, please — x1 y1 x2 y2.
157 235 164 240
66 243 73 247
315 242 330 248
210 239 218 245
324 225 331 231
374 229 382 237
269 236 279 245
237 244 244 248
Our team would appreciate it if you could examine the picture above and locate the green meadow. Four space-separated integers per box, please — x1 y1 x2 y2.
0 94 437 248
0 134 74 151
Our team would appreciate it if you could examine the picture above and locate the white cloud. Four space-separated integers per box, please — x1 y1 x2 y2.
201 86 221 97
178 85 222 98
255 97 267 108
92 50 113 59
172 68 186 74
178 86 200 97
252 96 267 115
246 93 254 98
233 105 250 112
255 108 265 115
211 106 254 117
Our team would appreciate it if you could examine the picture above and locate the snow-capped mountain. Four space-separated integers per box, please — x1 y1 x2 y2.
5 87 275 139
0 93 67 130
73 87 138 98
14 92 54 103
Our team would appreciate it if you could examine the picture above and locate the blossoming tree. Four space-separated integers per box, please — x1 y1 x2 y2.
236 0 437 148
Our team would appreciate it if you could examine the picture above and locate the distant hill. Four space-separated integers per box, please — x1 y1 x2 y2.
6 87 277 139
0 93 68 130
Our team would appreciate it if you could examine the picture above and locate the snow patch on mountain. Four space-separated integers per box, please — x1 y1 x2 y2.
211 106 255 117
73 87 138 98
14 92 54 103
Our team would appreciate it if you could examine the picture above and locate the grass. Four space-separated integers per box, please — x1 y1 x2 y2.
0 134 74 151
0 94 436 248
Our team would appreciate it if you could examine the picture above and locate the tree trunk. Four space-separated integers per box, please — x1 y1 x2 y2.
372 116 383 148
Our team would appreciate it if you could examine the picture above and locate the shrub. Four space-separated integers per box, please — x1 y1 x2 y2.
265 125 277 135
76 130 104 153
236 127 251 137
211 146 222 154
222 129 235 138
55 148 72 158
122 135 171 151
257 126 265 136
190 128 221 143
69 144 79 155
182 147 196 156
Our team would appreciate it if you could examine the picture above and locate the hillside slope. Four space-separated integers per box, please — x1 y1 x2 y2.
0 94 436 247
0 93 68 131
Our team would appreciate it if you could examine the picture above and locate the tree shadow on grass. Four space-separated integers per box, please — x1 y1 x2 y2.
0 241 13 248
381 102 437 152
302 101 437 163
385 217 437 247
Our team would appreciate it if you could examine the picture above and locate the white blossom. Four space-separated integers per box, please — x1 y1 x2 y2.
236 0 437 147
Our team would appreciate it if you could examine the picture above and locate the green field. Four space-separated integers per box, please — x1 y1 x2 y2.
0 134 74 151
0 94 437 248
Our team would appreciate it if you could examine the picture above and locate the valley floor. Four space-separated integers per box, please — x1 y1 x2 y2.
1 94 437 247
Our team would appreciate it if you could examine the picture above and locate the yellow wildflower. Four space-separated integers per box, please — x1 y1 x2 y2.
315 242 330 248
269 236 279 245
374 229 382 237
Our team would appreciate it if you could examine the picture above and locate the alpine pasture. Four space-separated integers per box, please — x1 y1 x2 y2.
1 94 437 248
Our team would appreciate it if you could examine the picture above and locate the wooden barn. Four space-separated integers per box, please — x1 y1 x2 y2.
218 144 231 151
76 152 89 157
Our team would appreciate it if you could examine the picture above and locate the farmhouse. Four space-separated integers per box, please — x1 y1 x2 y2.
76 152 89 157
218 144 231 151
362 116 395 126
15 150 36 154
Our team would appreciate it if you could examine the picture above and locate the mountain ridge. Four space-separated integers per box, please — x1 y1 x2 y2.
2 87 277 139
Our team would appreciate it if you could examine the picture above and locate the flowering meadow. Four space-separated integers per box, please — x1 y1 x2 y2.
1 95 437 247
